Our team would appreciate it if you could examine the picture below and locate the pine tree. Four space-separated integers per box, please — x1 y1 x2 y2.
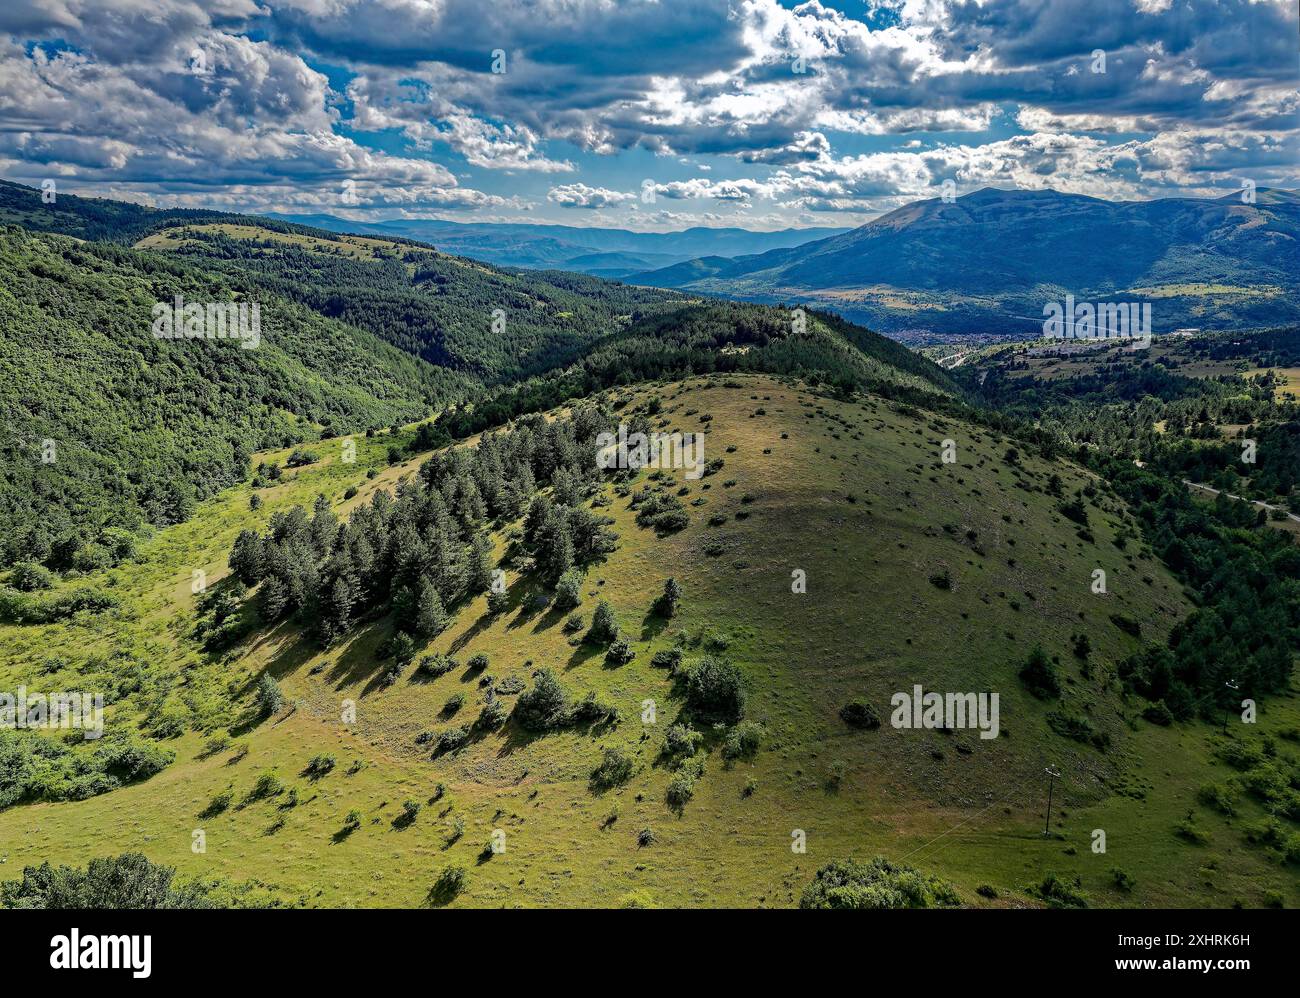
538 512 575 584
586 599 618 645
554 569 583 611
257 575 288 622
310 494 337 556
656 577 683 617
487 589 510 616
467 534 494 594
524 495 552 548
229 528 264 585
415 581 447 638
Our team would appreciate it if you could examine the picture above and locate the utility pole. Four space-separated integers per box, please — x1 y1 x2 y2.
1043 765 1061 837
1222 679 1239 733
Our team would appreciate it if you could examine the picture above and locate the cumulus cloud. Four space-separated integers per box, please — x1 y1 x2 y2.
547 183 635 209
0 0 1294 225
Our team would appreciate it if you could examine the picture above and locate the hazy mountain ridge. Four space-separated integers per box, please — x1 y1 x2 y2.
631 188 1300 340
267 213 850 278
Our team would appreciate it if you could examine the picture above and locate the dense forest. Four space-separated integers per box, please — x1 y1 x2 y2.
0 228 467 572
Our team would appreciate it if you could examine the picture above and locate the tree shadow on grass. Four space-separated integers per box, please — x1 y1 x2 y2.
563 641 604 671
325 625 391 693
638 609 670 642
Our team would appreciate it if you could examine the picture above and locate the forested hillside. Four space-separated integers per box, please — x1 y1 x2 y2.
0 227 466 572
0 185 958 578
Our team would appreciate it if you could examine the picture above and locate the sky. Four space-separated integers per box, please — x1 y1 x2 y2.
0 0 1297 232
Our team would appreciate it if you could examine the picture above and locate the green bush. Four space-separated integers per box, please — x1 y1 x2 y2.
513 668 570 731
554 570 583 611
1018 646 1061 699
722 721 763 760
590 747 635 790
683 656 745 723
417 653 458 678
604 635 635 667
428 866 466 905
800 857 961 909
585 600 619 645
663 723 702 758
256 674 284 717
839 699 880 729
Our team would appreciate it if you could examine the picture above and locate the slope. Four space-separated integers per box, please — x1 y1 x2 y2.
3 373 1295 908
0 226 467 570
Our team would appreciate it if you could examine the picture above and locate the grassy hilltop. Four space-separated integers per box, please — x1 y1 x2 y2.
3 372 1296 908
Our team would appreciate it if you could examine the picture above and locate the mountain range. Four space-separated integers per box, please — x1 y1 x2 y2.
630 188 1300 343
266 214 849 279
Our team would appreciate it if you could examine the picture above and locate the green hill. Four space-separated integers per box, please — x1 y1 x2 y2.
2 373 1296 908
0 185 957 574
0 226 468 571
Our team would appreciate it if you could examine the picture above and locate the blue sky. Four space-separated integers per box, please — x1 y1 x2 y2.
1 0 1296 231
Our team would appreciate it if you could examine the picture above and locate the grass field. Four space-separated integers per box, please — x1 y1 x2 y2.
2 374 1297 907
134 223 415 261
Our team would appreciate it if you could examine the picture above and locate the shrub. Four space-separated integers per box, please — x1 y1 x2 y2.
1111 868 1136 892
427 866 466 905
637 827 656 847
478 698 509 730
651 648 683 672
590 747 635 790
303 754 336 778
486 589 510 616
435 726 470 755
722 721 763 760
799 857 962 909
245 771 283 803
255 675 284 717
562 613 584 634
1046 710 1110 750
1018 646 1061 699
1030 872 1088 908
1175 814 1210 844
683 656 745 722
10 562 54 592
442 693 465 716
568 690 617 726
513 668 570 731
604 635 635 667
663 723 702 758
466 653 489 673
554 570 583 611
199 791 233 819
839 699 880 729
417 653 458 678
665 771 696 811
1142 701 1174 726
1197 782 1239 816
654 577 683 617
585 600 619 645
